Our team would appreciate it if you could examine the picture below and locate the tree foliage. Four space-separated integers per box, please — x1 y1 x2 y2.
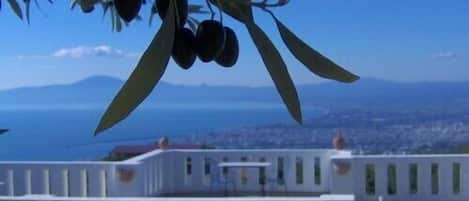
1 0 360 135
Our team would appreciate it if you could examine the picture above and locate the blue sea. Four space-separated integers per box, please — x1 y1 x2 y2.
0 104 321 161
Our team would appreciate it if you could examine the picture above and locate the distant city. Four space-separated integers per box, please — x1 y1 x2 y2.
1 76 469 160
174 108 469 155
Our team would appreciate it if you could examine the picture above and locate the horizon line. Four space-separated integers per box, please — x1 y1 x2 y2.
1 75 469 91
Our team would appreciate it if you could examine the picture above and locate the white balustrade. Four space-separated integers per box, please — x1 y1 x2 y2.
136 149 339 196
0 149 341 198
3 149 469 201
0 162 142 198
331 154 469 201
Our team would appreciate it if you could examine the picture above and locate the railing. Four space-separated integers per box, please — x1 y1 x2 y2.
134 149 343 196
331 154 469 201
0 194 354 201
0 149 345 198
0 161 145 197
4 149 469 201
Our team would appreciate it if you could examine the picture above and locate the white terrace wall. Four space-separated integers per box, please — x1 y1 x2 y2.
4 149 469 201
331 154 469 201
0 161 145 197
133 149 347 196
0 149 349 198
125 150 172 196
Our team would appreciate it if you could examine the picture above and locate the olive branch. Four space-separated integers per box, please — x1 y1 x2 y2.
0 0 360 135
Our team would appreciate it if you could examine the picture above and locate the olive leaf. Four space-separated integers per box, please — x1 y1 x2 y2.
7 0 23 20
209 0 253 23
115 11 123 32
187 16 199 33
102 2 110 20
110 5 115 31
135 15 142 21
70 0 77 10
149 12 155 26
188 4 208 14
109 5 125 32
187 20 196 32
271 14 359 83
95 0 176 135
32 0 49 17
245 21 303 124
212 0 302 123
24 0 30 24
0 128 8 135
188 16 200 25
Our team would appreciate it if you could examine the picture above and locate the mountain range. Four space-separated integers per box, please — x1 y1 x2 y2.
1 76 468 111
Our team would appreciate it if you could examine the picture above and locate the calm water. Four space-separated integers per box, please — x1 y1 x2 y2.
0 106 319 161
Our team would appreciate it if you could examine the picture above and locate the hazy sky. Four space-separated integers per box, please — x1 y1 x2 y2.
0 0 468 89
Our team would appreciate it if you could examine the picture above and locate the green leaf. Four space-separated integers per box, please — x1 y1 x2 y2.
245 21 303 124
24 0 30 24
110 6 115 31
135 15 142 21
33 0 48 17
101 2 110 20
187 17 198 33
0 128 9 135
188 4 208 14
115 13 122 32
189 16 200 25
7 0 23 20
95 0 176 135
272 15 359 83
149 13 155 26
70 0 78 10
149 2 157 26
209 0 253 23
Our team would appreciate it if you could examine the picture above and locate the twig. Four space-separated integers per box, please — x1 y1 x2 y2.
206 0 215 20
216 0 223 23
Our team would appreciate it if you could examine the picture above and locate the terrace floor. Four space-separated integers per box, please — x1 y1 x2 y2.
0 194 355 201
160 192 327 197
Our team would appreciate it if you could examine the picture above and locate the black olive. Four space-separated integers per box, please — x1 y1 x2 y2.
172 28 197 69
114 0 142 23
81 4 94 13
195 20 226 63
79 1 95 14
156 0 188 27
215 27 239 67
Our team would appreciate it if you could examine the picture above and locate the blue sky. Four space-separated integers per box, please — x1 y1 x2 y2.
0 0 468 90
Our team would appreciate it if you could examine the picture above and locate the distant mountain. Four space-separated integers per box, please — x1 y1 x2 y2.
297 78 469 110
0 76 122 106
1 76 468 111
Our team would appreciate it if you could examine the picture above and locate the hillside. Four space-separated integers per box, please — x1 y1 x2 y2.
1 76 468 111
